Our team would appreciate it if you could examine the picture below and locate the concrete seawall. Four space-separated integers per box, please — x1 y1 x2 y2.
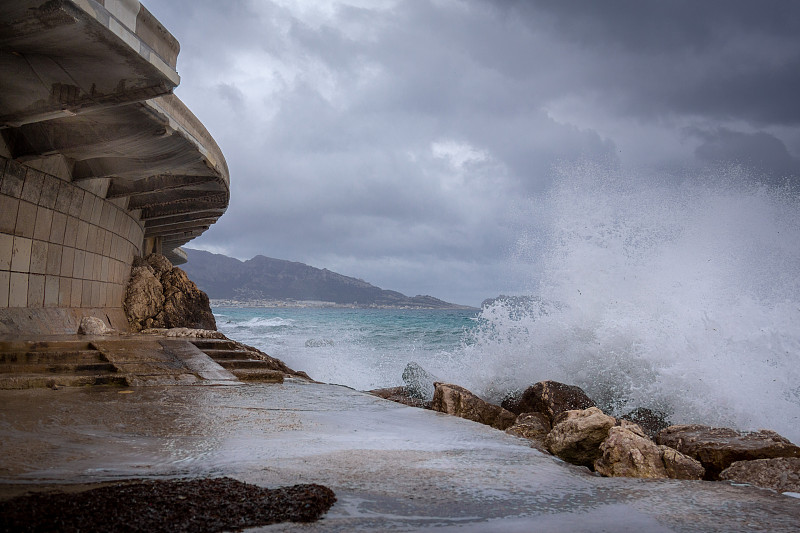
0 0 229 334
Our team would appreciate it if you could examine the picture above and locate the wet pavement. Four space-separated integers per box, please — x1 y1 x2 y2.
1 380 798 531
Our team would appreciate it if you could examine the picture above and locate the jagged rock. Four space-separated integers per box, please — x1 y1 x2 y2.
719 457 800 493
77 316 114 336
506 412 551 450
595 421 704 479
595 422 668 478
660 445 705 480
146 253 174 278
656 425 800 480
159 267 216 330
545 407 616 468
124 265 164 332
368 386 430 409
502 381 595 423
402 362 438 401
621 407 670 439
124 254 216 332
432 383 516 430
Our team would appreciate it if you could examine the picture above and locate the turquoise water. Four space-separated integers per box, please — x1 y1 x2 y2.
213 307 480 391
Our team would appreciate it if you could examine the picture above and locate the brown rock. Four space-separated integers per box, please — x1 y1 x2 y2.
719 457 800 493
656 425 800 480
159 267 216 330
432 383 517 430
146 253 174 278
123 254 216 332
506 412 551 451
123 265 164 332
545 407 616 468
506 412 551 440
595 422 668 478
502 381 595 423
660 446 705 480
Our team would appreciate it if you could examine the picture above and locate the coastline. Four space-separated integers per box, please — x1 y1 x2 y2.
210 298 479 310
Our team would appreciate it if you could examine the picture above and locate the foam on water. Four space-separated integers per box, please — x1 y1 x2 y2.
455 162 800 442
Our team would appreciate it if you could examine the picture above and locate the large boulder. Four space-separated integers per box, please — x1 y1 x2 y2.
123 254 216 332
432 383 516 430
656 425 800 480
545 407 616 468
719 457 800 493
502 381 595 423
505 412 550 451
594 421 704 480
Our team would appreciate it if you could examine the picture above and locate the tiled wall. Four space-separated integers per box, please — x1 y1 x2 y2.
0 156 143 309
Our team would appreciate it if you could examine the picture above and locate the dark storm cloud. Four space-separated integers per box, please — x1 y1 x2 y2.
495 0 800 125
143 0 800 305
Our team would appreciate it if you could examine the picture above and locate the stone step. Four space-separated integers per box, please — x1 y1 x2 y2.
202 349 252 360
0 341 96 352
216 359 272 370
0 373 129 390
230 368 284 383
190 340 240 351
0 362 118 374
0 350 107 365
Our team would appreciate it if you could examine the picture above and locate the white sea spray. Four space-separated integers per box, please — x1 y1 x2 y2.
457 162 800 442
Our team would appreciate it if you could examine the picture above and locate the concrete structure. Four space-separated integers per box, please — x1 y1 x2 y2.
0 0 229 334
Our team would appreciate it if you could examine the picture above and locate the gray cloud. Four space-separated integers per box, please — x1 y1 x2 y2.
143 0 800 305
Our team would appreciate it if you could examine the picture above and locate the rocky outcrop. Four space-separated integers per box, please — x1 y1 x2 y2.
124 254 216 332
545 407 616 468
594 422 704 480
506 412 550 450
719 457 800 493
656 425 800 480
432 383 516 430
502 381 595 423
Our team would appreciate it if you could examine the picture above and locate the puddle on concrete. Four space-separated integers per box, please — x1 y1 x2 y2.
1 382 798 531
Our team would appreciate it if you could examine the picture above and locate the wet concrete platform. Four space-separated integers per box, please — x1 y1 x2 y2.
0 381 798 532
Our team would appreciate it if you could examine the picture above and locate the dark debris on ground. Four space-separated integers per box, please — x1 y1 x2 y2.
0 477 336 532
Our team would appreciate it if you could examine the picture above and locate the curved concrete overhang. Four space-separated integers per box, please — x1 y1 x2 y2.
0 0 229 262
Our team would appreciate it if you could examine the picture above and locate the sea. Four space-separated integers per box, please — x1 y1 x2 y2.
214 162 800 445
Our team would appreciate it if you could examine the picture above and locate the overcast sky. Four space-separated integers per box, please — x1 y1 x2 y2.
143 0 800 306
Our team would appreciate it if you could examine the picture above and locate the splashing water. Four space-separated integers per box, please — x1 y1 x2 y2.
458 162 800 442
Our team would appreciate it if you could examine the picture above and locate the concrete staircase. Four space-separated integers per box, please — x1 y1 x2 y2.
190 339 284 383
0 340 128 389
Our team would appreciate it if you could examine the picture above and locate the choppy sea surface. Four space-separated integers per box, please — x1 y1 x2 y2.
217 162 800 444
213 307 478 392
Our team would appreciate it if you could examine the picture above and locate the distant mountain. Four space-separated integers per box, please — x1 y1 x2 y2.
182 249 473 309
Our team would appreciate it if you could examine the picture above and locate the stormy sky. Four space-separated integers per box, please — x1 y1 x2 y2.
143 0 800 306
